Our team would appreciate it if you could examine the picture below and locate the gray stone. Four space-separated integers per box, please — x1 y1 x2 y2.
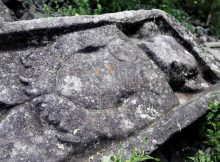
0 0 13 21
0 10 219 162
195 26 208 36
1 0 46 20
137 34 205 92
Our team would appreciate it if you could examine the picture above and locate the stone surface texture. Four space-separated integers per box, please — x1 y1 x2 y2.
0 0 13 21
0 10 220 162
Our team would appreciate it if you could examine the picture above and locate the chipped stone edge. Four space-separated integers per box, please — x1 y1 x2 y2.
0 9 219 78
78 84 220 162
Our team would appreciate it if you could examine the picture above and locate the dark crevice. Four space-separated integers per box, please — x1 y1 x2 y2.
56 133 82 147
0 18 153 51
0 21 112 51
149 89 161 96
31 98 69 134
118 16 219 90
119 90 136 99
116 18 199 93
3 0 24 19
0 102 16 109
202 65 218 84
44 115 69 134
19 77 31 86
139 46 203 93
155 16 219 84
0 102 18 122
115 90 136 107
138 43 188 92
172 82 203 93
151 116 206 162
77 45 105 54
116 18 156 37
117 21 146 36
19 53 34 68
110 54 125 62
169 80 186 92
138 43 165 71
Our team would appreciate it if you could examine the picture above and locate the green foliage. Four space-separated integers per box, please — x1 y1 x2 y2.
99 0 142 13
189 101 220 162
41 0 195 32
109 147 160 162
163 7 195 32
40 0 220 36
182 0 220 37
206 101 220 161
43 0 102 16
189 150 213 162
107 138 160 162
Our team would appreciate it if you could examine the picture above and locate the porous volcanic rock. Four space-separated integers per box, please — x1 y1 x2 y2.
0 10 220 162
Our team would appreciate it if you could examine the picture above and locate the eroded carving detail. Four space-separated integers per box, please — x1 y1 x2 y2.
0 10 219 162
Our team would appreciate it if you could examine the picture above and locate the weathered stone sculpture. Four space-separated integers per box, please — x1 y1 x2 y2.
0 10 220 162
0 0 14 21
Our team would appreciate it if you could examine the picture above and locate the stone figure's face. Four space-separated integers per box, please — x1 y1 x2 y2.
0 10 219 162
54 27 162 110
0 25 178 157
32 25 176 140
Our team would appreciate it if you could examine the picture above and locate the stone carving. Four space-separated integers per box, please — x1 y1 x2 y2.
0 10 220 162
0 0 14 21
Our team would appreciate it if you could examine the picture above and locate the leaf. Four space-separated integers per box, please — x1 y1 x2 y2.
110 155 116 161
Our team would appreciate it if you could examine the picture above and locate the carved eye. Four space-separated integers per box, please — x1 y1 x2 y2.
77 45 105 54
